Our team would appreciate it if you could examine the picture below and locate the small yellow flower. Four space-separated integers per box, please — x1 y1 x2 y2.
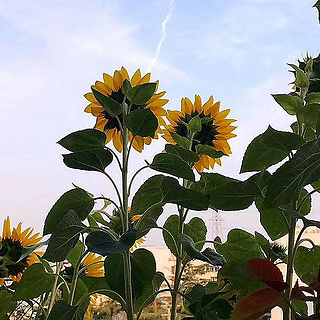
163 95 236 172
0 217 42 285
84 67 168 152
82 253 104 278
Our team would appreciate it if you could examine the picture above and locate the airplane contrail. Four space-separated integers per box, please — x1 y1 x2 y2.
148 0 175 71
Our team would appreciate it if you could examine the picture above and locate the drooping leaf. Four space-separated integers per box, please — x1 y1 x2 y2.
165 144 199 162
288 63 310 89
264 139 320 208
67 241 85 266
43 210 86 262
131 175 209 215
191 173 237 195
85 229 136 256
0 290 16 319
47 300 85 320
62 149 113 173
294 245 320 285
272 93 303 115
255 199 289 240
169 132 190 149
231 288 282 320
306 92 320 104
124 108 158 137
179 234 226 265
150 153 195 181
241 126 304 173
58 129 107 152
163 215 207 257
215 229 264 264
92 87 122 117
44 188 94 235
195 145 225 158
104 249 156 303
126 83 157 105
135 206 163 238
14 264 55 300
187 115 202 133
133 272 164 313
297 103 320 129
209 180 262 211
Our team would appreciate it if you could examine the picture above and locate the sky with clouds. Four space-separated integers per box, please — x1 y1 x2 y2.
0 0 320 246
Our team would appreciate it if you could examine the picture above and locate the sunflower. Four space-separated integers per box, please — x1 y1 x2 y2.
0 217 42 285
84 67 168 152
82 252 104 278
163 95 236 172
85 293 101 320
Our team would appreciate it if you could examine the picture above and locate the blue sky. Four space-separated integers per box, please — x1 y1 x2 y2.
0 0 319 245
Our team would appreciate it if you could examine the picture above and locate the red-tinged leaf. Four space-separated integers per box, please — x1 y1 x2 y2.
231 288 282 320
245 258 288 292
291 281 315 300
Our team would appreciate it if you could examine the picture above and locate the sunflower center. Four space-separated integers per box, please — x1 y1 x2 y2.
174 111 219 150
102 88 144 131
0 238 29 276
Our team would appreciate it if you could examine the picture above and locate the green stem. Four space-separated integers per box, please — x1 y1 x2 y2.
47 262 62 318
284 218 296 320
121 101 134 320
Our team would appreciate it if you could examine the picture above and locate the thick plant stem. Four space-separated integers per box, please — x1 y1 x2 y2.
170 206 185 320
47 263 62 317
121 104 134 320
284 218 296 320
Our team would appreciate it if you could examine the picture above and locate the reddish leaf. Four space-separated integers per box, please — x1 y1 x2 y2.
231 288 282 320
245 258 288 292
292 280 315 300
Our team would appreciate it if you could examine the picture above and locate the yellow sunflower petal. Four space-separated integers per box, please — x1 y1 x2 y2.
120 66 130 81
138 73 151 85
113 70 123 92
131 69 141 86
103 73 113 88
194 95 202 113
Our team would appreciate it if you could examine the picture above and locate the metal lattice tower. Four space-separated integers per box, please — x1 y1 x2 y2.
209 211 225 243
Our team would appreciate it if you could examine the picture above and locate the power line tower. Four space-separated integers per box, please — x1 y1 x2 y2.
209 211 225 243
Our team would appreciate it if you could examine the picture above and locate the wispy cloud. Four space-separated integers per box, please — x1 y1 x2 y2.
148 0 175 71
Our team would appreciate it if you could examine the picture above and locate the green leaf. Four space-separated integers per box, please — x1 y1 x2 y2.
187 115 202 133
272 94 303 115
209 180 262 211
179 234 226 265
163 215 207 257
298 188 312 216
104 249 156 302
241 126 305 173
124 108 158 137
255 199 289 241
43 210 86 262
297 103 320 129
288 63 310 88
264 139 320 208
169 132 190 149
150 153 195 181
47 300 85 320
135 206 163 238
133 271 164 313
294 245 320 285
247 170 271 196
44 188 94 235
306 92 320 104
85 229 136 255
291 121 316 141
195 145 225 158
215 229 264 264
191 173 237 195
58 129 106 152
313 0 320 23
62 149 113 173
14 264 55 300
126 83 157 105
165 144 199 162
92 87 122 117
0 290 16 319
67 241 85 266
131 175 209 215
121 79 132 94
